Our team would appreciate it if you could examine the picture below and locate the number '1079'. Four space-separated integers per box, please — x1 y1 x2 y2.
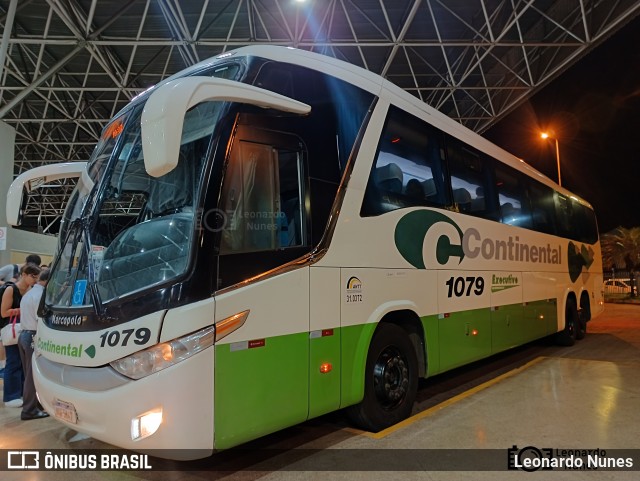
445 276 484 298
99 328 151 347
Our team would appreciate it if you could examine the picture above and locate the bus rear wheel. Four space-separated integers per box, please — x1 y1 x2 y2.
577 295 590 340
556 299 578 346
347 323 418 432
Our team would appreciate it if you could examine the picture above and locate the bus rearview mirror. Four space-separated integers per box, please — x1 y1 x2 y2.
6 162 88 226
141 76 311 178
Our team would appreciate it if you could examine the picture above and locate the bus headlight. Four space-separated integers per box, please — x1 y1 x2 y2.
111 325 215 380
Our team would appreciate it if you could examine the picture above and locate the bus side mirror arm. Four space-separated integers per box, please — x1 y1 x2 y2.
141 76 312 178
6 162 88 226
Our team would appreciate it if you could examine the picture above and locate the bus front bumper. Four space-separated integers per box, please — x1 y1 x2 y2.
33 348 215 460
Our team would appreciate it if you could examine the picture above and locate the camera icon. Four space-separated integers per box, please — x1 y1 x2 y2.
508 445 553 472
201 208 228 233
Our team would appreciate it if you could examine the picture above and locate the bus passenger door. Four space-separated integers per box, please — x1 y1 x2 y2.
213 269 310 450
212 124 312 449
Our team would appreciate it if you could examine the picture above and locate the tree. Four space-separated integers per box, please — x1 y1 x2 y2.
600 227 640 270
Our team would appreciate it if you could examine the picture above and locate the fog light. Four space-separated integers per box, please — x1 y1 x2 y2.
131 408 163 441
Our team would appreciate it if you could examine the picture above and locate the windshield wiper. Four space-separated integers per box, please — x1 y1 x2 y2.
40 220 78 318
80 219 106 318
46 217 105 319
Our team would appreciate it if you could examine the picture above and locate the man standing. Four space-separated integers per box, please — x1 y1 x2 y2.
0 263 19 286
18 268 50 420
0 254 42 286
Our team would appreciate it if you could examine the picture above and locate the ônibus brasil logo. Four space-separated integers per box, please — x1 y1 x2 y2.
393 210 594 282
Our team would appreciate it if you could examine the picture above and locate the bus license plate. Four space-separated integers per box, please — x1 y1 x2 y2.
53 399 78 424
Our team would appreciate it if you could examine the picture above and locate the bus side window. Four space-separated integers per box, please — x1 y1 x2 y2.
572 201 599 244
219 133 306 255
527 181 556 235
254 61 374 246
494 164 532 228
445 138 496 220
554 193 573 238
361 105 447 216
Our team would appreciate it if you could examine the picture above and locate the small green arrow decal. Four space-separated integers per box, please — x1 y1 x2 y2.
85 345 96 358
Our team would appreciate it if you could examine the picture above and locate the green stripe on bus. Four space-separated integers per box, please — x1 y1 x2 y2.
339 323 378 408
214 299 558 448
214 332 309 449
309 329 341 418
426 299 558 375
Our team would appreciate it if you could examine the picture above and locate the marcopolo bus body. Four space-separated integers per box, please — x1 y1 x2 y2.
7 46 603 459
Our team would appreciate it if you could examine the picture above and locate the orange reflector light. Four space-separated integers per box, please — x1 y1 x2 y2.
215 310 250 342
320 363 332 374
471 329 479 336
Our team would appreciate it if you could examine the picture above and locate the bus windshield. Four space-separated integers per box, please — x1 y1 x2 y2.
46 99 224 309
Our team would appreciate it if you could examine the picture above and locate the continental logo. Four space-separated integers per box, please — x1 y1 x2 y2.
394 210 593 283
37 339 96 359
568 241 595 282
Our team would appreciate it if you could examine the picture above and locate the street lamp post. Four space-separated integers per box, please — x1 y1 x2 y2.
540 132 561 187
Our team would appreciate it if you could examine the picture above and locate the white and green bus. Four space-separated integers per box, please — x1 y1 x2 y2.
7 45 603 459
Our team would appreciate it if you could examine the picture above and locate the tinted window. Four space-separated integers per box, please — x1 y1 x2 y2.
527 181 556 235
572 200 599 244
495 165 532 228
554 193 573 239
255 62 373 174
219 132 306 254
254 62 374 247
358 103 599 244
362 106 447 216
197 63 242 81
446 138 496 219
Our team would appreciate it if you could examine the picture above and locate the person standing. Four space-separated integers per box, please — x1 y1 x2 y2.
18 268 50 420
0 254 42 286
0 263 40 407
0 255 42 378
0 263 19 286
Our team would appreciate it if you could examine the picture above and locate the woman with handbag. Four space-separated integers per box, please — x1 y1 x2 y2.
0 263 40 407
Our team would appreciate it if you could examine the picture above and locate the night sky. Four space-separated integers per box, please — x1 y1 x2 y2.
484 15 640 235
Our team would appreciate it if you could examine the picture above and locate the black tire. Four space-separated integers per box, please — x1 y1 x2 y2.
576 308 587 340
576 295 590 340
347 323 418 432
556 299 578 346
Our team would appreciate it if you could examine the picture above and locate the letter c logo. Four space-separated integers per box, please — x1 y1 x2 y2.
395 210 465 269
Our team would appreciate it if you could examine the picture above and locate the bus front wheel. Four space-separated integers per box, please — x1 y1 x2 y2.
347 323 418 432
